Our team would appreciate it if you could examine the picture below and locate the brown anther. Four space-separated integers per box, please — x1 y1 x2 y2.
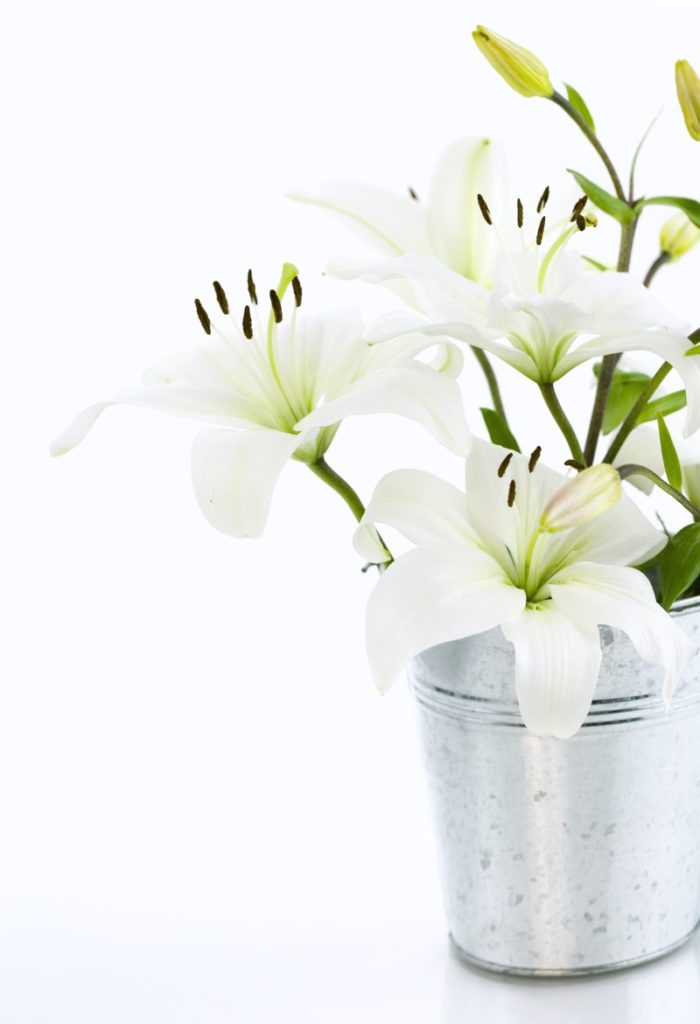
242 305 253 340
564 459 586 471
536 216 546 246
517 198 524 229
528 446 542 473
507 479 517 507
291 275 302 308
269 289 283 324
570 195 588 222
247 269 258 305
477 193 492 226
213 280 229 315
194 299 211 336
408 186 419 201
497 452 514 478
536 185 550 213
575 215 586 232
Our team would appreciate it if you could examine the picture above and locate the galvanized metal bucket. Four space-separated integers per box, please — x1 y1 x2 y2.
408 597 700 976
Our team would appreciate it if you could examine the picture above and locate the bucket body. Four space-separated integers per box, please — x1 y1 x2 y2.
408 598 700 975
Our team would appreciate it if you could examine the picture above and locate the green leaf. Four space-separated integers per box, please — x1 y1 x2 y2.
637 390 687 424
660 523 700 610
480 408 521 452
567 169 637 225
637 196 700 228
565 83 595 132
657 413 683 490
596 367 650 434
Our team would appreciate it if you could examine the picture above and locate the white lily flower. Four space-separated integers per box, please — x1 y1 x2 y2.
51 269 470 539
288 137 506 288
356 440 693 738
335 217 700 437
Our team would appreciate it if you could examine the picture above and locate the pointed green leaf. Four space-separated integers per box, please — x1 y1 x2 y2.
567 169 637 225
657 413 683 490
660 523 700 609
480 408 521 452
581 255 610 272
637 390 687 424
565 83 596 132
638 196 700 228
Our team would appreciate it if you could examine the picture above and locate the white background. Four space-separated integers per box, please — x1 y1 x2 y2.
4 0 700 1020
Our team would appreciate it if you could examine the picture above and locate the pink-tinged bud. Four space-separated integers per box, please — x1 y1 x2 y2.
540 464 621 533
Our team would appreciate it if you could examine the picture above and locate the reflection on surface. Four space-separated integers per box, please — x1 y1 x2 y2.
441 931 700 1023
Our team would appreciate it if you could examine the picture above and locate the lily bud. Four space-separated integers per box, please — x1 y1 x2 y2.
540 464 621 533
660 212 700 260
675 60 700 141
472 25 554 99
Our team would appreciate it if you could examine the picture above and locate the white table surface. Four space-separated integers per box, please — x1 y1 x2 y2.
3 910 700 1023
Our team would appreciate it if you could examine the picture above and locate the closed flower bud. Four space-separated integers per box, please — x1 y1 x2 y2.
540 464 621 533
660 212 700 260
472 25 554 99
675 60 700 141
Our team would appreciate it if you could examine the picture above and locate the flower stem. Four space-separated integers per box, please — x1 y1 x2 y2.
603 363 673 464
617 464 700 518
309 457 366 522
471 347 508 422
538 382 585 464
550 92 626 201
582 217 639 464
643 251 671 289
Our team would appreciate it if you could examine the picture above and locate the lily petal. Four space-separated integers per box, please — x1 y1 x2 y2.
190 428 299 539
366 543 526 693
354 468 476 561
50 385 268 456
286 182 431 257
296 364 471 455
426 137 506 286
550 562 695 703
501 606 602 738
560 331 700 436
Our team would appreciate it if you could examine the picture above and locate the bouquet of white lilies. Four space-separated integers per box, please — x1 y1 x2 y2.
52 27 700 739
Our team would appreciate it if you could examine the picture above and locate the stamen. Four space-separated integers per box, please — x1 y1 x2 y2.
291 275 302 308
536 216 546 246
476 193 492 226
242 305 253 340
247 269 258 305
213 280 229 315
507 480 517 507
575 215 586 231
528 446 542 473
497 452 513 478
408 186 419 201
564 459 585 471
536 185 550 213
194 299 211 335
517 198 524 229
269 289 283 324
570 195 588 222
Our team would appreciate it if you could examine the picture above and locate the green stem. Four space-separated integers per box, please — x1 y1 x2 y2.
309 457 394 565
643 251 671 289
582 217 639 464
550 92 626 201
309 457 366 522
617 464 700 518
471 347 508 422
538 382 585 464
603 363 673 464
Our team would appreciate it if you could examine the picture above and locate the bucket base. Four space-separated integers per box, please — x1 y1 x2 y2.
449 920 700 978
